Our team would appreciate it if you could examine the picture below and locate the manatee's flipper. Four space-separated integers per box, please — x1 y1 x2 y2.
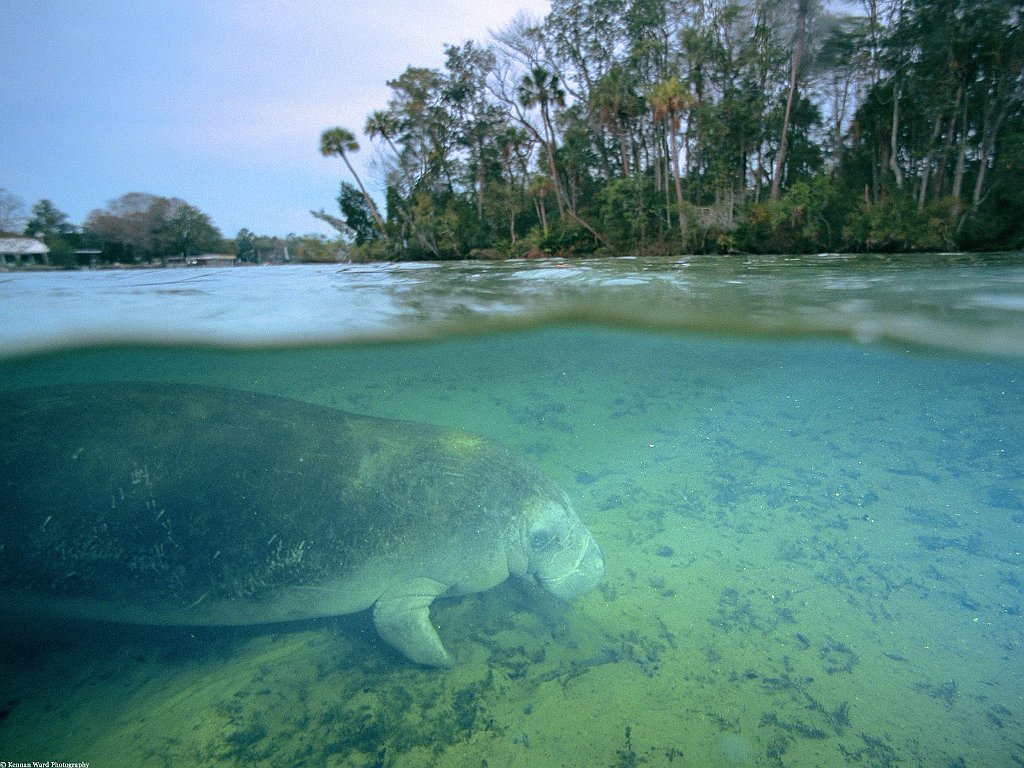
373 578 452 667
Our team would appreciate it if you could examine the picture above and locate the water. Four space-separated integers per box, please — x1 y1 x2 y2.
4 252 1024 356
1 255 1022 767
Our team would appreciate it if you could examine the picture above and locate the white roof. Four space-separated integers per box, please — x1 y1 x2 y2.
0 237 49 255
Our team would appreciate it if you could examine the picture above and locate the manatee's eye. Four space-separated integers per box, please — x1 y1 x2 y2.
530 530 555 552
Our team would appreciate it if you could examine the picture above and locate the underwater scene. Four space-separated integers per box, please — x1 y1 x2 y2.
0 257 1022 767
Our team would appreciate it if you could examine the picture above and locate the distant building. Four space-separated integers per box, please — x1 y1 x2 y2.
0 237 49 266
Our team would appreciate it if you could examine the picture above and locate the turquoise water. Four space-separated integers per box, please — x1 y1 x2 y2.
1 257 1023 766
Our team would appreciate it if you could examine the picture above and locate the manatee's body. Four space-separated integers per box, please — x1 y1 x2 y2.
0 383 603 666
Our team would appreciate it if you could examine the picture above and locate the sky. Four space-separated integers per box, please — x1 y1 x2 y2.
0 0 551 238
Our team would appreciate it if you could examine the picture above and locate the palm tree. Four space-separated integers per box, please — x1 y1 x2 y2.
651 77 694 244
518 66 567 219
363 110 403 157
319 127 388 241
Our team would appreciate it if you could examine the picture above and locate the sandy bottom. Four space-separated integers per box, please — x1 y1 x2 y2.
2 328 1022 767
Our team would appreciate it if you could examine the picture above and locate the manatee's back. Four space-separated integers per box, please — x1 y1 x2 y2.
0 383 373 613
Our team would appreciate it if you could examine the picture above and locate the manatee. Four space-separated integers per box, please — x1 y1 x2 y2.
0 383 603 666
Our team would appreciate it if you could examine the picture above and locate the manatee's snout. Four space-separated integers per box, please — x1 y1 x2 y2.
539 533 604 600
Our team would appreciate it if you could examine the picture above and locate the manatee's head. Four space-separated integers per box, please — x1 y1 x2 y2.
516 494 604 600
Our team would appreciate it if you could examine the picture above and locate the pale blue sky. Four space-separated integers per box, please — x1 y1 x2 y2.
0 0 550 238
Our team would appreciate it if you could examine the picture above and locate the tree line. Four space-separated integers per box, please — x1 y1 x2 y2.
318 0 1024 258
0 188 337 266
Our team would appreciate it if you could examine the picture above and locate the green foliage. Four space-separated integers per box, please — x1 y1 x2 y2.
45 237 78 268
599 176 662 251
337 182 379 246
409 191 462 259
235 228 259 262
314 0 1024 257
843 193 956 253
958 127 1024 250
20 199 78 266
163 202 222 256
535 218 600 257
737 175 836 253
24 199 74 240
83 193 224 263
